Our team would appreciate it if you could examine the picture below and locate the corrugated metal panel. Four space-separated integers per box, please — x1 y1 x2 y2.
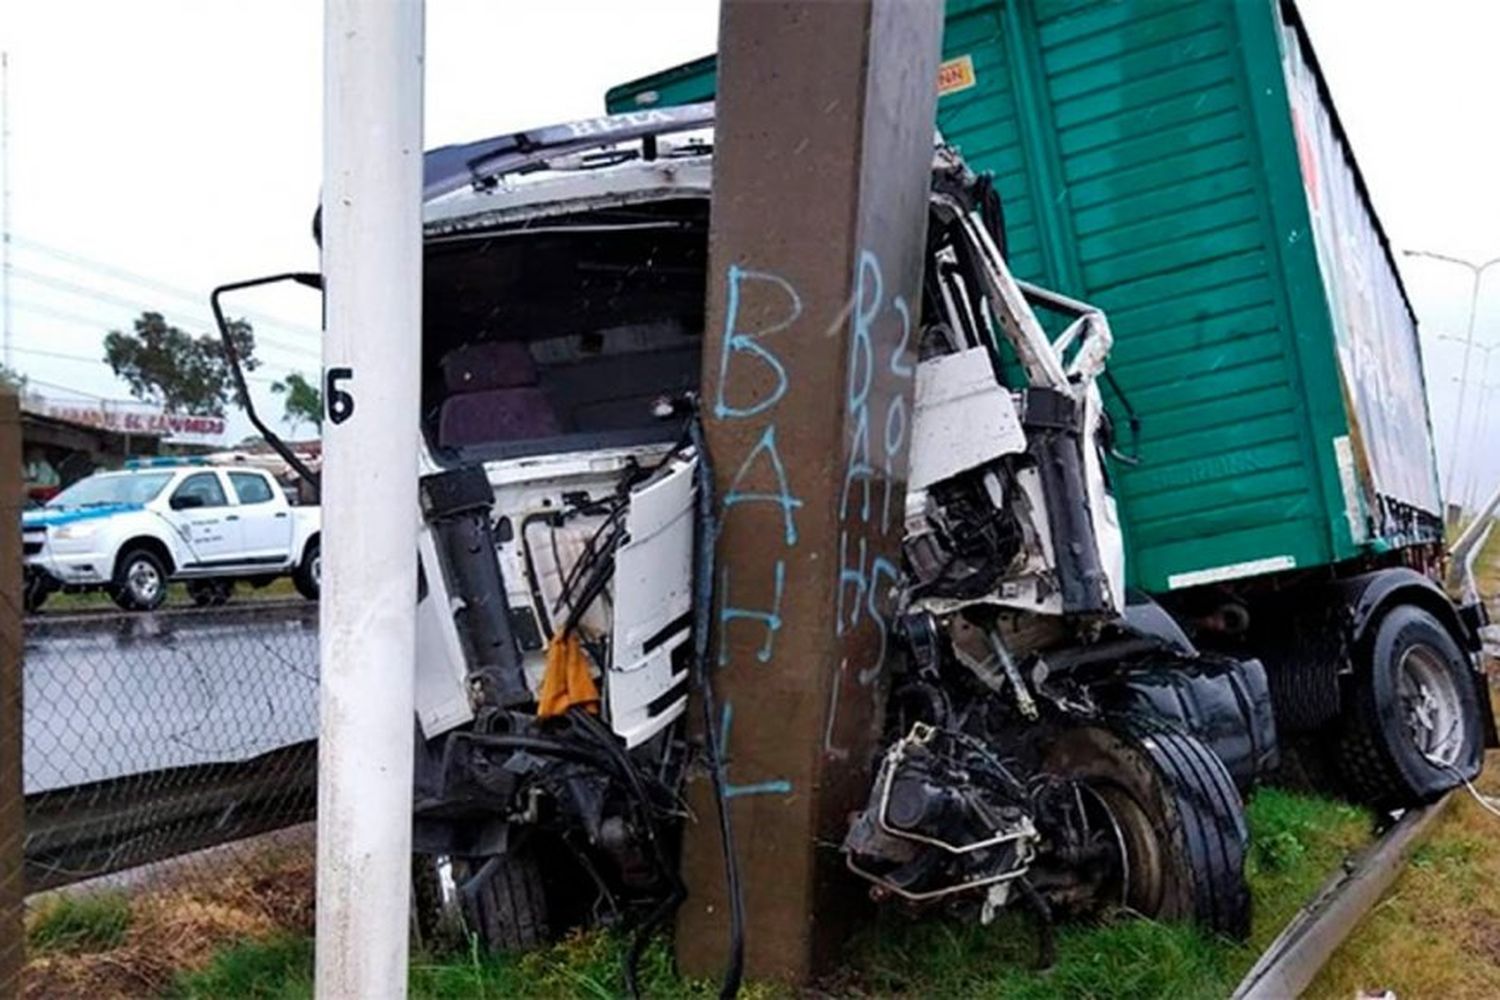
602 0 1440 593
1277 7 1442 529
941 0 1336 590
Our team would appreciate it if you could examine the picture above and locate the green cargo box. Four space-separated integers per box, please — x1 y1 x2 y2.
606 0 1443 595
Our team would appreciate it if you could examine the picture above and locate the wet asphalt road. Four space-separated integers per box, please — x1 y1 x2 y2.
22 604 319 794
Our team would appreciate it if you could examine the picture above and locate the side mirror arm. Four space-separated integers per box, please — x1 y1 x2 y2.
210 273 325 489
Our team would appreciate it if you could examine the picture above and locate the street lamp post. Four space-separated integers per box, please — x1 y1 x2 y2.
1436 334 1500 511
1404 250 1500 510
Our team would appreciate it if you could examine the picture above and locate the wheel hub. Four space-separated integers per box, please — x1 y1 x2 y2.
130 562 161 601
1397 643 1463 767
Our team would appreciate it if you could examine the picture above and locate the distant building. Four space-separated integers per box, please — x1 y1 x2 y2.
19 392 230 502
20 408 164 502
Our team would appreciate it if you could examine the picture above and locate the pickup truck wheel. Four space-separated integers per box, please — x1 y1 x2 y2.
1337 605 1483 808
187 579 233 608
293 538 320 601
1044 721 1251 939
24 571 52 614
112 548 168 612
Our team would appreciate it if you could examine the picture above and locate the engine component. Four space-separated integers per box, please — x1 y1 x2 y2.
844 723 1038 904
1021 387 1111 617
420 465 532 708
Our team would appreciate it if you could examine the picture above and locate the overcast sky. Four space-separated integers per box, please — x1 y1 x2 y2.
1 1 1497 505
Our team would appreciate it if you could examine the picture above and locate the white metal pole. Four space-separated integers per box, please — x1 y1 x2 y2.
317 3 424 998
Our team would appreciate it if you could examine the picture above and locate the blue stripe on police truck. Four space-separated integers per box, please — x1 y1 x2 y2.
22 504 144 529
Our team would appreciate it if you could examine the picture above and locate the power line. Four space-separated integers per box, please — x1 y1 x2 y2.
7 341 294 387
10 298 318 374
9 267 321 362
11 231 321 338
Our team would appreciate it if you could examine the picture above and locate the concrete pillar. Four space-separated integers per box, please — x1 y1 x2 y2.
677 0 943 983
1 386 22 992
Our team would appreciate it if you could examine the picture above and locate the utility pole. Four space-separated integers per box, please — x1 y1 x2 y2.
3 52 13 371
0 387 21 997
1405 249 1500 510
676 0 943 984
316 3 423 998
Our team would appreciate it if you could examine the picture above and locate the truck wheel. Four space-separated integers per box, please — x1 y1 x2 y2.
187 579 233 608
450 850 549 953
1045 722 1251 939
112 548 169 612
1337 605 1483 808
294 538 320 601
23 572 52 614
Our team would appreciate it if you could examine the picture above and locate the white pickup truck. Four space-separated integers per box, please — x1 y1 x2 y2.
22 459 321 612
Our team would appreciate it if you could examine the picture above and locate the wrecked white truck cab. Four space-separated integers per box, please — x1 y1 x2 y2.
215 105 1274 981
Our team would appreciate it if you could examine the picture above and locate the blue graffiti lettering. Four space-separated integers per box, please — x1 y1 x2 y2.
719 559 786 664
890 295 914 378
858 555 902 685
723 423 803 546
719 702 794 798
714 265 802 420
835 531 867 637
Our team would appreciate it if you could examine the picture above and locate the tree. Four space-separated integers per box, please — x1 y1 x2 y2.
103 311 259 416
0 364 25 391
271 371 323 435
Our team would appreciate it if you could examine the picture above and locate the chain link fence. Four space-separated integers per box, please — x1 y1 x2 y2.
3 593 322 997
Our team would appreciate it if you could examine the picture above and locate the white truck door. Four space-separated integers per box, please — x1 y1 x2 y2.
229 470 294 562
166 471 244 564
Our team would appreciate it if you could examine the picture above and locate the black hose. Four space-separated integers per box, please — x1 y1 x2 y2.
568 708 688 999
688 414 745 1000
1017 877 1056 971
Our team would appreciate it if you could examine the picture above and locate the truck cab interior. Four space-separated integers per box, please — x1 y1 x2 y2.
421 199 710 463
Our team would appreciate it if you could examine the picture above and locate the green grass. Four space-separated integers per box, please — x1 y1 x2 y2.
27 892 133 955
172 932 770 1000
167 933 313 1000
173 788 1372 999
37 575 301 614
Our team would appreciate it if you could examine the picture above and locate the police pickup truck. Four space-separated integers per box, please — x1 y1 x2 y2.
22 459 321 613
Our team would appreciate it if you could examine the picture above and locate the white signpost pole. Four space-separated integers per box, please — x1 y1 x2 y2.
316 2 424 997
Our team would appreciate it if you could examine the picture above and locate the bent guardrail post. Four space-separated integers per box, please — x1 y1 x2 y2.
1232 795 1454 1000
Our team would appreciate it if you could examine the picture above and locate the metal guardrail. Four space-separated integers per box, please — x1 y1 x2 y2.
23 741 316 894
1232 794 1454 999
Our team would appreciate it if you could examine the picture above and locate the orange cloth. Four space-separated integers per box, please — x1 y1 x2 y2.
536 631 601 718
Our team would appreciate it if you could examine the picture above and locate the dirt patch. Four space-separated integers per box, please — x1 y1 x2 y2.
22 838 314 998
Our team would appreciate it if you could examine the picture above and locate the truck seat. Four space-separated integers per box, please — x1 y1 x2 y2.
437 341 562 447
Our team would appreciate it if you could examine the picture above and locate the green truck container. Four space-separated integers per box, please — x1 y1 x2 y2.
605 0 1444 598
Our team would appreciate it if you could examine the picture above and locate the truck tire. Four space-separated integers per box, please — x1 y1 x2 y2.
23 572 52 614
294 538 320 601
450 850 549 953
1045 721 1251 939
112 547 169 612
1337 605 1483 808
187 579 233 607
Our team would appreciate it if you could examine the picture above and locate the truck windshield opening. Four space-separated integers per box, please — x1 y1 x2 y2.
422 198 709 460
